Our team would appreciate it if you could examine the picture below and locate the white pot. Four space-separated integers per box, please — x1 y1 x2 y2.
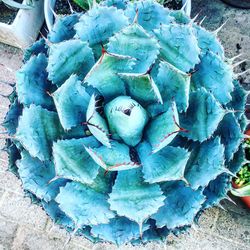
44 0 192 32
0 0 44 49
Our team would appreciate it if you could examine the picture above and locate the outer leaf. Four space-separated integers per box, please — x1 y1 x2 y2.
215 113 242 162
145 102 180 153
154 24 200 72
23 38 47 62
151 61 190 112
75 6 128 46
91 217 149 245
119 73 162 105
137 141 190 184
108 168 165 232
184 137 225 190
192 24 224 58
103 0 128 9
16 53 54 109
86 95 111 147
55 182 115 227
53 137 100 184
48 14 79 43
124 0 174 32
47 40 95 86
203 173 231 208
17 151 67 202
192 51 234 105
133 219 169 244
227 80 247 119
42 200 75 230
108 23 160 73
152 181 205 229
84 141 140 171
84 52 135 101
104 96 149 146
228 145 245 174
6 140 21 177
52 75 90 130
179 88 225 142
2 99 22 135
16 105 63 161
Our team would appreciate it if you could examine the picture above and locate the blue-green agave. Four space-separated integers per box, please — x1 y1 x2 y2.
3 0 248 245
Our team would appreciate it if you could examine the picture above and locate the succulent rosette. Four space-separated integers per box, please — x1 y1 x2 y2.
3 0 248 245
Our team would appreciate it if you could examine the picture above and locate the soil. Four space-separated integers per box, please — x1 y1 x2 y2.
55 0 84 14
0 0 23 24
164 0 182 10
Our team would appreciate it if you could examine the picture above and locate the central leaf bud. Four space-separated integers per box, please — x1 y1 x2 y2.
104 96 149 146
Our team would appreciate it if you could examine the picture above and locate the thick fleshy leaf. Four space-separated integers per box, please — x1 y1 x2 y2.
84 141 140 171
52 75 90 130
53 137 100 184
2 99 22 135
16 105 63 161
124 0 174 32
42 200 74 230
103 0 128 9
152 181 205 229
56 182 115 227
228 145 245 174
48 14 79 43
88 168 116 194
184 137 225 189
91 217 149 245
17 151 67 202
202 173 231 209
16 53 54 109
23 38 48 62
170 10 190 24
86 95 110 147
193 24 224 58
84 52 134 101
6 140 21 177
145 102 180 153
133 219 169 244
192 51 234 105
152 61 190 112
118 73 162 105
75 6 128 46
154 24 200 72
108 168 165 232
179 88 225 142
104 96 149 146
47 40 95 86
137 141 190 183
227 80 247 119
108 23 160 73
215 113 242 162
62 124 88 139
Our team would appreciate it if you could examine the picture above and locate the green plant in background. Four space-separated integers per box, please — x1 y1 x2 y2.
73 0 101 10
0 0 34 9
231 140 250 197
3 0 248 245
234 164 250 187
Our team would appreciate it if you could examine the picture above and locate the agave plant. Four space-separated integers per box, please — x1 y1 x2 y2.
2 0 248 245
